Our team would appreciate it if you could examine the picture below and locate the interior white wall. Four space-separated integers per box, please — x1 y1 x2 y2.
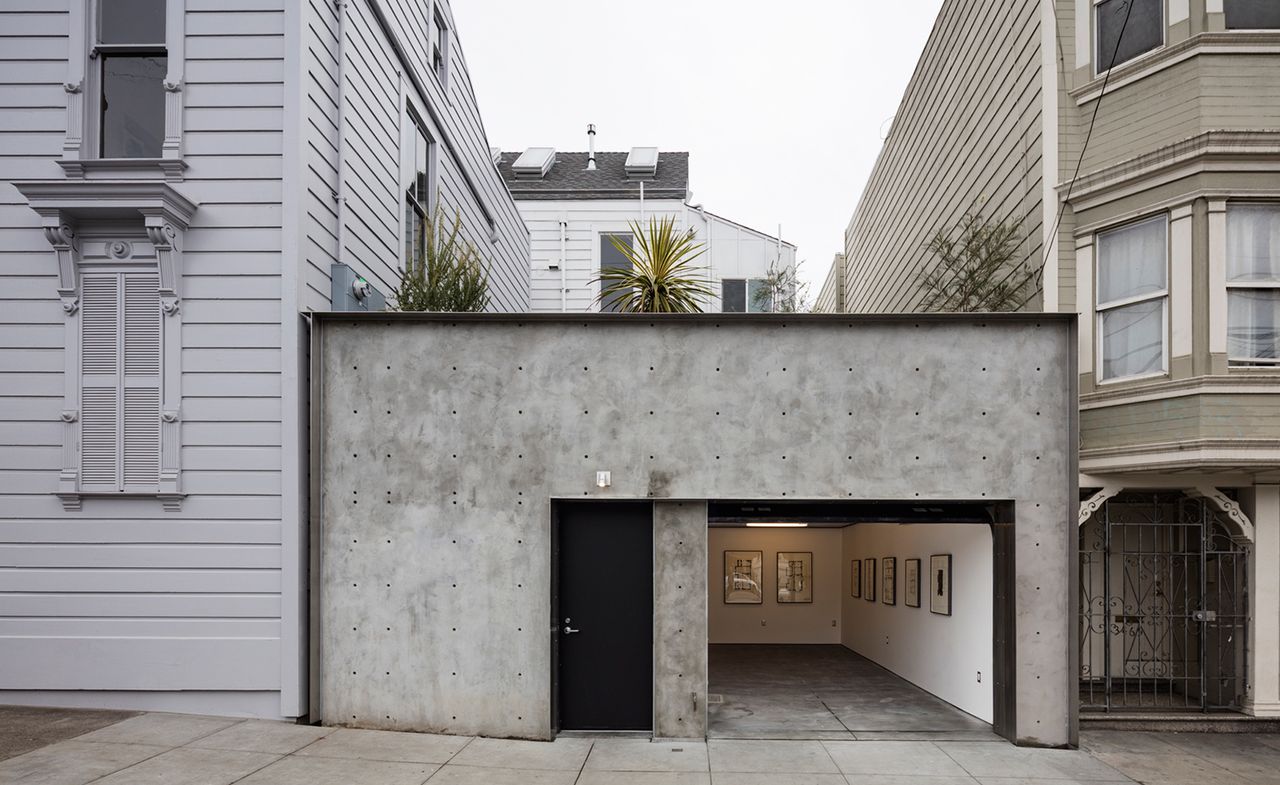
708 527 843 644
841 523 993 723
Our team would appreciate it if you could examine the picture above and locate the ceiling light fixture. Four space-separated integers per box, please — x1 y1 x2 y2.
745 522 808 528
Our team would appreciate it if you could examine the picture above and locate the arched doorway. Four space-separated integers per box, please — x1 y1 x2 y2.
1079 491 1250 712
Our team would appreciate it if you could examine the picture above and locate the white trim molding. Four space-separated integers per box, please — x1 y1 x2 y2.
16 180 196 511
1080 438 1280 475
1209 198 1229 356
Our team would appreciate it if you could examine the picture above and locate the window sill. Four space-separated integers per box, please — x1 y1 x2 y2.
57 157 187 182
1095 369 1169 387
1071 31 1280 106
57 490 184 512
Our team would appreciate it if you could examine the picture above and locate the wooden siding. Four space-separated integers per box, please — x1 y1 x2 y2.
301 0 529 314
522 199 794 313
1081 393 1280 450
838 0 1044 314
0 0 290 711
813 254 844 313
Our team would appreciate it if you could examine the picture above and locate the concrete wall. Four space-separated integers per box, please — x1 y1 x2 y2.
314 312 1077 745
708 528 843 644
841 523 994 723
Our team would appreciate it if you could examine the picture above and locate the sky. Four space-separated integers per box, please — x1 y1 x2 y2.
451 0 947 300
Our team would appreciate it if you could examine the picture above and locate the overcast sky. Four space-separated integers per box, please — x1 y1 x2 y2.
451 0 946 299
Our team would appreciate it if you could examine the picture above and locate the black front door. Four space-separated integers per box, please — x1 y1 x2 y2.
553 501 653 731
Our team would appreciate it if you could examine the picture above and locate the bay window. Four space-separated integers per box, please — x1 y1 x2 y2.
1096 215 1168 381
1225 0 1280 29
1226 204 1280 364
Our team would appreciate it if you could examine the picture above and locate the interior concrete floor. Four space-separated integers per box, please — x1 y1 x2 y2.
708 644 996 740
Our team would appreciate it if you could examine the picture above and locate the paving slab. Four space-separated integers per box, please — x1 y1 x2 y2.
1085 750 1248 785
0 739 167 785
235 755 438 784
843 776 978 785
292 727 470 763
583 739 710 772
0 705 139 762
73 713 239 747
577 772 711 785
444 736 593 770
936 742 1132 781
711 773 850 784
426 764 579 784
825 741 971 776
708 739 841 774
1152 733 1280 781
186 719 334 755
91 746 279 785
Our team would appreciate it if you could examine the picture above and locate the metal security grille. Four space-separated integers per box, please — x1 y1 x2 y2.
1080 492 1249 712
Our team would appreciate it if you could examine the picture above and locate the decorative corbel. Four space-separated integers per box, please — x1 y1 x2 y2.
144 215 182 315
1078 485 1123 526
38 215 80 314
58 409 80 511
1187 486 1255 544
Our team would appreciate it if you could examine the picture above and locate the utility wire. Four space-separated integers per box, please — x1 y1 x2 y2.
1041 0 1136 282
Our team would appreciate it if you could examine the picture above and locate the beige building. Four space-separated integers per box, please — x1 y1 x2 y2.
822 0 1280 720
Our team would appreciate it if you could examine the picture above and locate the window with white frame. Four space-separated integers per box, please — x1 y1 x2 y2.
432 8 450 89
1225 0 1280 29
402 111 435 271
95 0 168 158
1096 215 1168 381
721 279 772 313
1095 0 1163 72
79 269 163 492
1226 204 1280 364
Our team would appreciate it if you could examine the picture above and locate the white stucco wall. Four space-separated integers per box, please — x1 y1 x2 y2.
707 527 843 644
841 523 994 723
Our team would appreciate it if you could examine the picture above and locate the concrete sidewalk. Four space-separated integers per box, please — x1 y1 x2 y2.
3 708 1280 784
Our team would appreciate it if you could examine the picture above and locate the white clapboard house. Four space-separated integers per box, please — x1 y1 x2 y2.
496 131 797 312
0 0 528 720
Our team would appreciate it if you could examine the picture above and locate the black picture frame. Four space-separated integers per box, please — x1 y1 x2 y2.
723 550 763 605
905 558 921 608
930 553 952 616
863 557 876 602
882 556 896 606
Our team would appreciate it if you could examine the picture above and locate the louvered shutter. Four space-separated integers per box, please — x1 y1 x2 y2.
80 274 120 490
121 272 161 490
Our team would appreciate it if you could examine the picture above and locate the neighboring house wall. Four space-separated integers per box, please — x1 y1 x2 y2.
523 199 795 313
0 0 526 720
303 0 528 313
813 253 845 313
838 0 1045 313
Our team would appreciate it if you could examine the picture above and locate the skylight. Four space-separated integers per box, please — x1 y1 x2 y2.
624 147 659 177
512 147 556 179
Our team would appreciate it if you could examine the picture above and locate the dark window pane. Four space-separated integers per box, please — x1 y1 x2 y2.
1225 0 1280 28
1097 0 1163 71
600 234 632 312
722 279 746 313
101 54 166 158
100 0 166 44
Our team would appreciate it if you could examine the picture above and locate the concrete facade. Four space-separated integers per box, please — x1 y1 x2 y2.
313 313 1077 746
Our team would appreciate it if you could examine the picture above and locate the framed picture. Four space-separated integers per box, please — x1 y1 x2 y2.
905 558 921 608
882 557 896 606
850 559 862 598
777 552 813 603
863 557 876 602
930 554 952 616
724 550 763 604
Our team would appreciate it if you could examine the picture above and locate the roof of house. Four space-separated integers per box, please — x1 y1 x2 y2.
496 151 690 201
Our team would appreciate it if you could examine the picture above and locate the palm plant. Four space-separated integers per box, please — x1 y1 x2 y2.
592 216 714 313
392 203 490 312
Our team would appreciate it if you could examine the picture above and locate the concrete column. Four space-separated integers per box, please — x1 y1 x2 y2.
1246 486 1280 716
653 501 708 739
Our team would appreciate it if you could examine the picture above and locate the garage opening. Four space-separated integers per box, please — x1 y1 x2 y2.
707 500 1013 740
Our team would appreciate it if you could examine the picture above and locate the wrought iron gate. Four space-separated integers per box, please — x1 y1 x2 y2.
1079 492 1249 712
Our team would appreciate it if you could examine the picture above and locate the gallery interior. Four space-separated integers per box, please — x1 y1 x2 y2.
707 500 1000 740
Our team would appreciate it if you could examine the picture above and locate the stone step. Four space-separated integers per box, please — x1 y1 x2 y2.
1081 712 1280 733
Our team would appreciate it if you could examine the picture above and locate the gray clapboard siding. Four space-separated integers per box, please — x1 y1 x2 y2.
839 0 1043 314
302 0 529 314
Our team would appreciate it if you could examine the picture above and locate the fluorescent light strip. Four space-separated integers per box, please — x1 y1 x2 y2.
745 522 808 528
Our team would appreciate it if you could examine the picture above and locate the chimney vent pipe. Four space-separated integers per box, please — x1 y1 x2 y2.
586 124 597 171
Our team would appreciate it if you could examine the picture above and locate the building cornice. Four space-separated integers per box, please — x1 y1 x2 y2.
1080 438 1280 474
1062 130 1280 212
1080 372 1280 410
15 179 198 227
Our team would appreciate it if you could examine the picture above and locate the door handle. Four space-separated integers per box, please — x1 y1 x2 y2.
563 625 581 635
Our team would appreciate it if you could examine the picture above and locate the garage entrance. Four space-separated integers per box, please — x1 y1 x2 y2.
707 501 1013 740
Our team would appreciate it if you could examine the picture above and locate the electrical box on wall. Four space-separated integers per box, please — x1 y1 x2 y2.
331 263 386 312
